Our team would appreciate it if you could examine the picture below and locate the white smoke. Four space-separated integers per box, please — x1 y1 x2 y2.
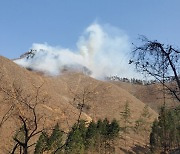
14 23 140 79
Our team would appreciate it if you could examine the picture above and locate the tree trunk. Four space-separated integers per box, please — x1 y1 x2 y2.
23 144 28 154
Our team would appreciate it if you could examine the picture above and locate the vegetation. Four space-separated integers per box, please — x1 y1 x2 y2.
130 37 180 153
150 106 180 153
0 40 179 154
34 123 63 154
106 76 157 85
10 98 179 154
1 82 48 154
34 119 120 154
133 104 152 145
120 101 131 147
34 132 49 154
130 36 180 101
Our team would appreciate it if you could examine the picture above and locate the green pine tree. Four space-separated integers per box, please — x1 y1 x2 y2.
85 121 97 150
107 119 120 139
120 101 131 147
95 119 104 153
150 119 160 153
34 132 49 154
34 123 64 154
48 123 63 153
133 105 152 144
150 106 180 153
65 120 86 154
106 119 120 153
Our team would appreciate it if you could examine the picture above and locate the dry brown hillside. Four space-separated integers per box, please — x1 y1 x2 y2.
110 81 179 112
0 56 158 153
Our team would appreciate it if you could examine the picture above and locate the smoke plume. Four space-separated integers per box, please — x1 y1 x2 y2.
14 23 139 79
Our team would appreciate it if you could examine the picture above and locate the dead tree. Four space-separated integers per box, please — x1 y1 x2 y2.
69 84 97 126
10 83 48 154
0 73 16 128
130 36 180 102
54 83 100 153
0 73 49 154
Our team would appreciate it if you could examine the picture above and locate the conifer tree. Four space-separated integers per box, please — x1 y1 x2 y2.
65 120 86 154
150 119 160 152
102 118 110 153
107 119 120 139
85 121 97 150
120 101 131 147
34 132 49 154
95 119 104 152
101 118 109 137
133 105 152 144
48 123 63 153
106 119 120 153
65 129 85 154
34 123 64 154
150 106 180 153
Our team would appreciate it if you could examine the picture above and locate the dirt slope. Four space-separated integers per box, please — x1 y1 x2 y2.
0 56 157 153
110 81 179 112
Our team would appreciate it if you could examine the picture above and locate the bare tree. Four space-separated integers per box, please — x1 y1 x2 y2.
130 36 180 102
54 83 100 153
0 73 49 153
10 84 47 154
69 84 97 126
0 73 16 128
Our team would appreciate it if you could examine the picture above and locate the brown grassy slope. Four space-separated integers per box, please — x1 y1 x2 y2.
0 56 90 152
0 56 157 153
110 81 179 112
59 73 158 121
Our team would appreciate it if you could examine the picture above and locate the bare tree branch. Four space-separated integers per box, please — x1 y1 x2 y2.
131 36 180 102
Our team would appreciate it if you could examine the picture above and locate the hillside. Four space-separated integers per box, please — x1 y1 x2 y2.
110 81 179 112
0 56 158 153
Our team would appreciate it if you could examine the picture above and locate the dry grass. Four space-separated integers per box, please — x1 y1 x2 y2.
0 56 158 153
110 81 179 112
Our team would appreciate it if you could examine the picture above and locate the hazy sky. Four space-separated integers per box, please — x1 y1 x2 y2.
1 0 180 59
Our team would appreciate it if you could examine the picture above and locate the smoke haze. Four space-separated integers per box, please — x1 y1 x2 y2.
14 23 140 79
